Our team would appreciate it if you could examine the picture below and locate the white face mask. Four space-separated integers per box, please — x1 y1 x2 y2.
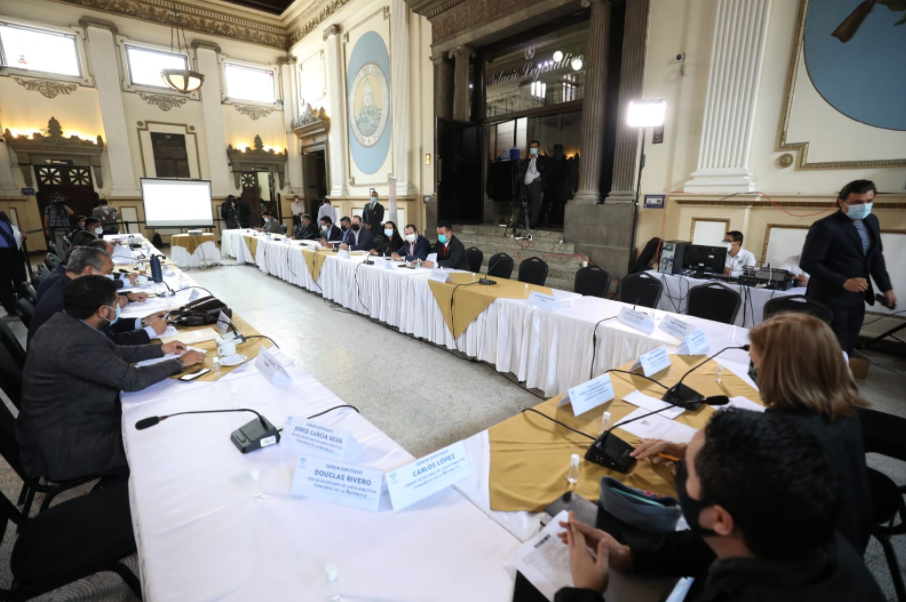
405 233 416 243
321 225 328 233
264 217 270 223
93 226 103 235
384 228 394 238
723 241 733 251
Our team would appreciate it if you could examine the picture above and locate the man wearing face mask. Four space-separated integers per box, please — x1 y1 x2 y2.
255 211 282 235
28 247 167 347
363 190 385 231
801 179 895 355
423 221 469 270
70 215 88 238
555 409 884 602
722 231 755 277
290 214 319 240
17 275 205 483
83 217 103 239
92 199 120 235
317 216 343 245
339 215 375 252
338 216 353 243
392 224 431 262
522 140 549 229
38 240 137 299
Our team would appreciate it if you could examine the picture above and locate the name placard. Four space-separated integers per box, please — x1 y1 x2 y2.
215 310 231 335
188 288 200 302
256 345 291 385
283 416 358 461
526 291 562 311
617 307 655 335
676 329 710 355
386 441 471 512
558 373 615 416
290 456 383 512
630 345 672 377
658 314 696 340
337 249 351 259
429 269 451 283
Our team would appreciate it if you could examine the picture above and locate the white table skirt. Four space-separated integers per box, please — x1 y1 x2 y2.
170 240 221 268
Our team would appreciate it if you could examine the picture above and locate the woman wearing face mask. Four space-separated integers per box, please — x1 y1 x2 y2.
632 312 872 553
370 221 404 257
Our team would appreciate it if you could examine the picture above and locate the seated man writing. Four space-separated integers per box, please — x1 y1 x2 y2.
17 275 205 482
255 211 282 234
555 409 884 602
317 216 343 245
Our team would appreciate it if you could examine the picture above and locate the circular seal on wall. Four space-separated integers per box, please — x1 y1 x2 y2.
348 62 390 148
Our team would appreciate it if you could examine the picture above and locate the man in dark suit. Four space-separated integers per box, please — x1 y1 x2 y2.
392 224 431 262
317 216 343 245
339 215 375 252
522 140 550 228
801 179 895 354
338 216 353 243
363 190 385 230
423 221 469 270
17 275 204 482
290 214 319 240
28 247 168 347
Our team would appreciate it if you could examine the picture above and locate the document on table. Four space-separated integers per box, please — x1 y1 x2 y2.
159 327 219 345
614 408 697 443
508 510 573 602
134 346 205 368
623 390 685 420
719 396 765 413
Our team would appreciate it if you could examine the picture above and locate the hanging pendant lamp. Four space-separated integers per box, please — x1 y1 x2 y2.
162 11 204 93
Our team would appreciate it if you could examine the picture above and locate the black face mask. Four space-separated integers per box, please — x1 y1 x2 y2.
675 460 717 537
341 224 349 231
351 223 361 232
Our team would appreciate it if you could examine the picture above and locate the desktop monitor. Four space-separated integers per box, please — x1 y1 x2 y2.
683 244 727 274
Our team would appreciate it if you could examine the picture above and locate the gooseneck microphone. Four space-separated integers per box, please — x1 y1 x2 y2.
136 408 280 453
661 345 750 410
632 281 658 311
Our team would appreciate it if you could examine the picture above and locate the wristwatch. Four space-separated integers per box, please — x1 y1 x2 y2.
174 357 185 370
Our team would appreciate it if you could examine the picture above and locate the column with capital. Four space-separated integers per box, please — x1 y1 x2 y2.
323 25 348 197
0 114 18 196
79 19 139 197
684 0 772 193
390 0 415 196
449 46 474 122
431 52 453 120
193 41 234 197
572 0 612 205
280 57 303 196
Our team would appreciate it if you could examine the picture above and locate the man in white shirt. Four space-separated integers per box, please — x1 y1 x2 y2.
779 254 809 287
317 197 338 228
290 195 305 228
521 140 548 229
723 230 756 277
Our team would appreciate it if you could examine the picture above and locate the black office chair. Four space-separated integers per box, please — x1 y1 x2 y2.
280 223 287 235
0 318 26 369
486 253 514 279
465 247 484 273
16 298 35 329
46 240 61 258
0 483 142 600
60 236 72 256
44 253 61 271
763 294 833 324
518 257 549 287
32 265 50 290
686 282 742 325
618 272 664 309
574 266 612 298
857 407 906 601
18 281 37 305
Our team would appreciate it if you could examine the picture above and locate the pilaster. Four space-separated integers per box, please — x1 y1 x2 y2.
448 45 474 122
390 0 415 195
193 42 234 197
279 56 303 196
323 25 348 197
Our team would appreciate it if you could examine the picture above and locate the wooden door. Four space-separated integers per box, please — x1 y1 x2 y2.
239 172 262 226
34 165 96 233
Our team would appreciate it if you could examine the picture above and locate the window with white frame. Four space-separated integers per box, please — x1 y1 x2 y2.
224 62 276 104
0 22 80 77
125 45 188 89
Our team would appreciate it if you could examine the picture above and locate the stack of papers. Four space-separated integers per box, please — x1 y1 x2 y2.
622 390 685 420
508 510 574 601
614 408 697 443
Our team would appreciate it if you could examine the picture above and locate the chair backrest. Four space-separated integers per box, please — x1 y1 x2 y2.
0 343 22 410
574 266 612 298
857 407 906 462
518 257 549 286
618 272 664 308
465 247 484 273
280 223 287 234
18 282 36 305
487 253 514 279
687 282 742 325
0 382 27 480
44 253 61 271
46 240 60 257
0 318 26 369
763 294 833 324
60 236 71 255
16 298 35 329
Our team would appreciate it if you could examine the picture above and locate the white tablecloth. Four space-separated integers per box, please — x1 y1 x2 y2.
646 270 806 327
170 240 221 269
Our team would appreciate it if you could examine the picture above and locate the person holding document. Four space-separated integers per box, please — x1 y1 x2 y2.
555 409 883 602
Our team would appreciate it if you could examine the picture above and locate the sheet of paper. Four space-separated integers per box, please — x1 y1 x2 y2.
507 510 573 602
289 455 383 512
256 345 291 385
159 327 219 345
426 253 438 263
623 389 685 420
386 441 471 512
719 396 765 413
614 408 697 443
558 373 615 416
154 325 179 340
134 346 205 368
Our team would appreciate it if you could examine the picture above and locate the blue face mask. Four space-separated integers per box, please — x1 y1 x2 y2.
104 303 121 326
384 228 394 238
264 217 270 223
845 202 873 221
437 234 448 244
530 148 539 156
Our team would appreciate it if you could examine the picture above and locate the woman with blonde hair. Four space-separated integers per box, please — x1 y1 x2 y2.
633 312 872 551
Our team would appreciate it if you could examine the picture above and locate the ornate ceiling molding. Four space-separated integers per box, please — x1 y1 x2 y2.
13 77 78 99
4 117 105 189
292 103 330 136
233 104 276 120
139 92 187 111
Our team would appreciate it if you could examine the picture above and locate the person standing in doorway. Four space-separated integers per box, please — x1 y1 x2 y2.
318 197 338 229
44 193 74 254
522 140 548 229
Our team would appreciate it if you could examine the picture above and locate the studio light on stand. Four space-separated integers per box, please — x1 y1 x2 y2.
625 99 666 273
162 12 205 93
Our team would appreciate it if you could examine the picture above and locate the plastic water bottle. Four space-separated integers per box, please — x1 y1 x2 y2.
213 357 222 376
567 454 580 485
714 363 724 384
600 411 611 435
325 564 340 601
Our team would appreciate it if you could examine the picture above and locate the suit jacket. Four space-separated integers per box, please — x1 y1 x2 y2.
396 235 432 261
261 220 283 234
800 210 891 309
363 201 385 229
236 202 251 228
292 222 319 240
434 235 470 270
348 227 375 252
17 312 181 481
37 264 67 300
522 155 551 190
340 227 352 243
321 225 342 242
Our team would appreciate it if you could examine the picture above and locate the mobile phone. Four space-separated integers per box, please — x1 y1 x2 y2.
178 368 211 381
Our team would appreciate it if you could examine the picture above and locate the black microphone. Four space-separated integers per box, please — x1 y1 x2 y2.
662 345 750 410
135 408 280 453
480 255 508 286
631 281 658 311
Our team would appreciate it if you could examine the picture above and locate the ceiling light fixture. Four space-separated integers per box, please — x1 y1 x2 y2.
553 51 563 62
571 58 583 71
162 11 204 93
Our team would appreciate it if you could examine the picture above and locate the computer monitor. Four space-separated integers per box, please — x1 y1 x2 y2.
683 244 727 274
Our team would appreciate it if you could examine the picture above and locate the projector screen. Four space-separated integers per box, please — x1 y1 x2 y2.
141 179 214 228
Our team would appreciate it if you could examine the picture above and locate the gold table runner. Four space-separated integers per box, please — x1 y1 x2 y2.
241 234 259 260
170 233 215 255
488 355 761 512
165 313 272 382
301 247 335 283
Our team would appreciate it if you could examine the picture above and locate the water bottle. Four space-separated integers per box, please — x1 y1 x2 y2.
714 363 724 384
325 564 340 601
567 454 580 485
150 255 163 283
600 411 611 435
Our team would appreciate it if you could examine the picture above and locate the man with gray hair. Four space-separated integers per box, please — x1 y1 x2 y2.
28 246 168 346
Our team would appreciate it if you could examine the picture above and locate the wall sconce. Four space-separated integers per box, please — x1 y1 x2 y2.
425 153 431 165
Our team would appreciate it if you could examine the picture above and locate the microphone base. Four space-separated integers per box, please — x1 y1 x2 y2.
478 278 496 285
662 383 706 411
230 416 280 453
585 432 637 474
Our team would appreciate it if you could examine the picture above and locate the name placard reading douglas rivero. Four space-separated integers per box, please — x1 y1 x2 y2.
290 455 383 512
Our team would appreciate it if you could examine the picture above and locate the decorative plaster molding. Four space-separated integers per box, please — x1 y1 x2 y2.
77 17 118 34
233 104 276 120
227 135 287 189
322 24 341 41
383 6 391 19
139 93 187 111
4 117 105 189
13 77 78 99
190 40 223 54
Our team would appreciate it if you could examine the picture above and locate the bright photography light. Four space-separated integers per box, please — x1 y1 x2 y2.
553 50 564 62
627 99 667 128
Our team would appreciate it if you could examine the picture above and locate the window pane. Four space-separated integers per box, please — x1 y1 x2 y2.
225 63 276 104
0 24 80 77
126 46 188 88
